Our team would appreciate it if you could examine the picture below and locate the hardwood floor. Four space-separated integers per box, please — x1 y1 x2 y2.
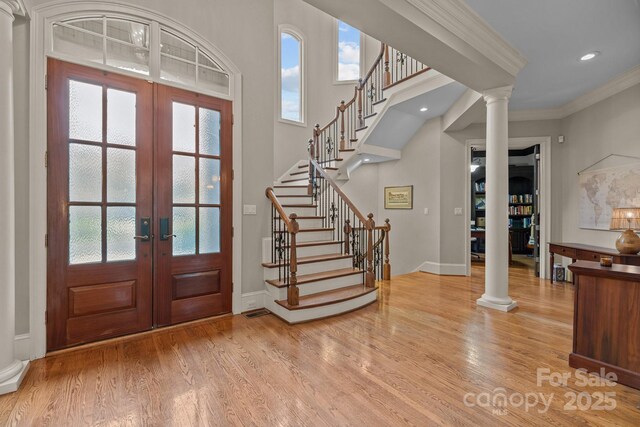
1 264 639 426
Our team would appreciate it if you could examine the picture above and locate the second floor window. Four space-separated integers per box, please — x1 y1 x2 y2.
280 30 303 123
337 20 361 82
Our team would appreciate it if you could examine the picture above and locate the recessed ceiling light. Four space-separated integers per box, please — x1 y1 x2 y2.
580 51 600 61
363 158 370 162
420 107 428 112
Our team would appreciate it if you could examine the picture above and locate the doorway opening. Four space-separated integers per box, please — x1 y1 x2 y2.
46 59 233 350
465 137 551 279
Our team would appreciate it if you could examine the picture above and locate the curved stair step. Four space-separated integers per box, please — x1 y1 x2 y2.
276 284 377 310
265 267 363 288
262 253 351 268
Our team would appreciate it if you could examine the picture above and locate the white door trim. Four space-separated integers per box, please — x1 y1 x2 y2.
29 1 244 359
464 136 552 279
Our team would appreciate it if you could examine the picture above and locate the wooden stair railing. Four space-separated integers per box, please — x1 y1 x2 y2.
352 219 392 280
308 158 391 286
309 43 429 168
266 187 300 305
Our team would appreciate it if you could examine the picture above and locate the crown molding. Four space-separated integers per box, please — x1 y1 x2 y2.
0 0 28 16
474 64 640 124
406 0 527 77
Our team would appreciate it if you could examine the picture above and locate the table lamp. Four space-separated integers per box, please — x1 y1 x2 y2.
609 207 640 254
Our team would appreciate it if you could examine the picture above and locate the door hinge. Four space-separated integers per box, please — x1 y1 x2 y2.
45 151 48 168
45 233 48 248
45 74 48 90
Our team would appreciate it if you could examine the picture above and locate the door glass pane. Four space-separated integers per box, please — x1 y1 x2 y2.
106 19 149 48
173 155 195 203
173 207 196 256
107 148 136 203
107 207 136 261
107 88 136 146
69 143 102 202
199 108 220 155
199 207 220 254
161 31 196 62
172 102 196 152
199 158 220 204
161 56 196 87
69 80 103 142
69 206 102 264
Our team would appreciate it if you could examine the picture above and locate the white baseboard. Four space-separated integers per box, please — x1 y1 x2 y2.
14 334 31 361
241 291 267 312
417 261 467 276
0 361 29 395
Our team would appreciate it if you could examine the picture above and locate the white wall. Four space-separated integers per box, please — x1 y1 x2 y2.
559 83 640 248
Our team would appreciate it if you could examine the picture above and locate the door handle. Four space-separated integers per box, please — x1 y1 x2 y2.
135 217 151 242
160 217 174 241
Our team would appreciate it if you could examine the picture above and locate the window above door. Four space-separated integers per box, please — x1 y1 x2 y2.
50 16 231 97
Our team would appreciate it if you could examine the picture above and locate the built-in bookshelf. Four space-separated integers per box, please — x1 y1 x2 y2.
471 165 535 254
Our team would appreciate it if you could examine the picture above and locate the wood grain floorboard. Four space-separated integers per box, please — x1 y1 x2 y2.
1 264 639 426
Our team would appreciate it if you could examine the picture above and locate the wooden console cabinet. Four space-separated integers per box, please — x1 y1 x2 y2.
549 242 640 279
568 261 640 390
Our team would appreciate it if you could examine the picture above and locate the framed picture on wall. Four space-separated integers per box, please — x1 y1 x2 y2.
384 185 413 209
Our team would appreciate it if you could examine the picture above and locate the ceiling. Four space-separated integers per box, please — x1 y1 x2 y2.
366 82 467 150
465 0 640 110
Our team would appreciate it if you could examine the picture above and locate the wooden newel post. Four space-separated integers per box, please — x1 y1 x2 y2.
366 213 375 288
383 218 391 280
383 44 391 87
339 101 346 150
288 214 300 306
343 219 352 255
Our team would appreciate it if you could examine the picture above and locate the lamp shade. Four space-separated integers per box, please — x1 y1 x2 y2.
610 207 640 230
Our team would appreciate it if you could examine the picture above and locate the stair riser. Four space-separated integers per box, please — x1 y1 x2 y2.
276 196 314 205
274 186 310 196
295 243 342 258
263 257 354 280
296 230 334 243
265 272 364 299
264 290 377 323
283 206 318 217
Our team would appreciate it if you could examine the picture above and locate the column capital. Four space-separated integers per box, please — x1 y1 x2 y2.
0 0 27 18
482 85 513 104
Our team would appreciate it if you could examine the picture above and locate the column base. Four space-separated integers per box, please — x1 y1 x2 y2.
0 360 29 395
477 296 518 312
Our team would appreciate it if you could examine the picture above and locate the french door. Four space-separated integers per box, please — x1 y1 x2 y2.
47 59 232 350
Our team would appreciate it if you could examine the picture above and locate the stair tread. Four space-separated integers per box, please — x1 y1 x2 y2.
265 267 363 287
340 148 356 152
297 227 333 232
356 126 368 132
281 178 309 183
275 194 312 198
372 98 387 106
276 284 376 310
275 184 308 188
364 112 377 119
281 203 317 208
273 215 323 220
290 170 308 176
262 253 351 268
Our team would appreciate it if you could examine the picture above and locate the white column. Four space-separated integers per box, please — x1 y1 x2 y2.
477 86 517 312
0 0 29 395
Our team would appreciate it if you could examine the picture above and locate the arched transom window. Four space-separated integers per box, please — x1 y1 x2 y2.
51 16 230 96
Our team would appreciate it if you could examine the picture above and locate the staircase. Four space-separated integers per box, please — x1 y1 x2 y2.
263 43 427 324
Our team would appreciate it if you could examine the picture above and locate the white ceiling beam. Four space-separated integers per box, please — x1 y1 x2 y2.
442 88 483 131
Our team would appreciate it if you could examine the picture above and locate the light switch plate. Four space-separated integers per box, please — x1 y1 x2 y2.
424 208 429 215
454 207 463 216
243 204 257 215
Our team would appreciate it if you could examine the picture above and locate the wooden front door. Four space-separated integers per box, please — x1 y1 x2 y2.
47 59 154 350
47 59 233 350
154 85 233 326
